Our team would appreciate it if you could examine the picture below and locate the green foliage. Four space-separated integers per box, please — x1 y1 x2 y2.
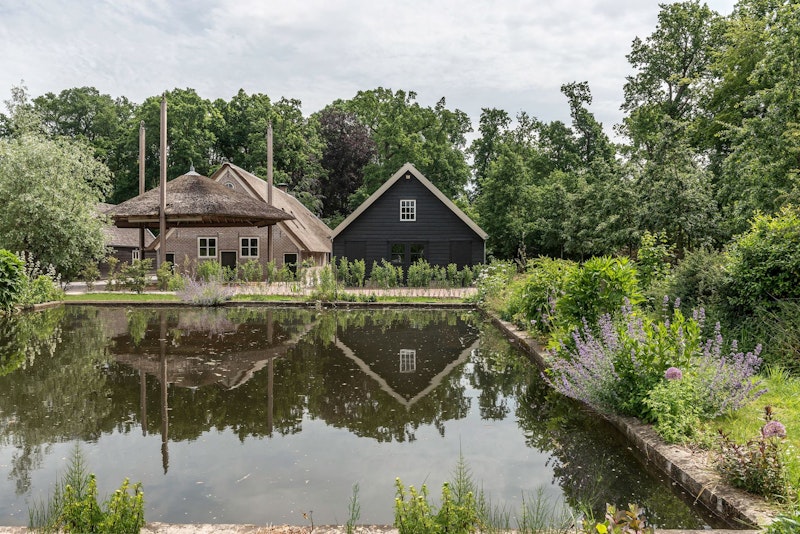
79 261 101 291
582 503 654 534
368 260 402 288
510 257 576 334
119 259 152 293
350 259 366 288
645 247 725 313
345 483 360 534
716 407 793 502
0 249 25 311
308 265 340 301
155 261 174 291
238 259 263 283
635 231 673 290
197 259 222 283
407 259 434 287
557 256 642 328
18 275 64 306
764 509 800 534
725 206 800 316
394 478 480 534
642 378 701 443
0 124 111 281
28 444 144 533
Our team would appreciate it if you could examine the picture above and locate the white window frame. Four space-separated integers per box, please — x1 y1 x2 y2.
131 249 141 261
198 237 217 259
400 199 416 221
399 349 417 373
240 237 259 259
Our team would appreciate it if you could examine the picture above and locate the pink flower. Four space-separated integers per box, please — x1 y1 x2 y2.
762 421 787 439
665 367 683 380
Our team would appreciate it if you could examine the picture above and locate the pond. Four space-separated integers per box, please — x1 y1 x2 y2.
0 305 724 528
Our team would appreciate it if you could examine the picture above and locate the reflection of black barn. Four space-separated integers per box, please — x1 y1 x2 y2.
332 163 487 274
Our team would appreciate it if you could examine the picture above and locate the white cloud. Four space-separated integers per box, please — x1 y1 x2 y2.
1 0 736 135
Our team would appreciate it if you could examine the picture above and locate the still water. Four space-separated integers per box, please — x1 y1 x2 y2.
0 306 715 527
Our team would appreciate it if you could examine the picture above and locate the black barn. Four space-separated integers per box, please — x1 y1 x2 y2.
332 163 487 274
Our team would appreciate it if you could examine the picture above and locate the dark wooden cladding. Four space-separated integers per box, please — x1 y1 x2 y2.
333 173 484 272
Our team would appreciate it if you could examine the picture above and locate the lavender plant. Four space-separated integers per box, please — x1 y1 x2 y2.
177 278 234 306
548 299 765 429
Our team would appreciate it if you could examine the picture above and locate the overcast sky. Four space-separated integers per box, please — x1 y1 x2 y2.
2 0 736 138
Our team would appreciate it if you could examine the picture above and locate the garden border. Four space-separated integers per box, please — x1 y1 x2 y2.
488 313 778 530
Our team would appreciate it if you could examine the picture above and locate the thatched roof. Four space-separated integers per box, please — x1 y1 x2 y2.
107 170 294 228
98 203 156 247
212 163 332 253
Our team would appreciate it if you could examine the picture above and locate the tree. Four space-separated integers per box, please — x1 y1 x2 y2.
337 88 471 206
315 107 377 222
715 1 800 236
620 1 724 155
0 87 111 281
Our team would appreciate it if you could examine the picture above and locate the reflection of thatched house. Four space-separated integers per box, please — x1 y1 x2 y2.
97 203 156 271
106 308 316 389
148 163 332 273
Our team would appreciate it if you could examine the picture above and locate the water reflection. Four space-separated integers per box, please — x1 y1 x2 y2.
0 306 714 528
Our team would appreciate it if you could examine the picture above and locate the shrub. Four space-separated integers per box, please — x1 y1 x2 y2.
583 503 654 534
79 261 101 291
105 257 121 290
350 259 366 287
635 231 673 290
642 373 701 443
19 275 64 306
238 259 263 282
177 279 234 306
407 259 433 287
724 206 800 316
0 249 25 311
336 256 350 285
119 259 152 293
548 300 765 422
716 407 793 502
557 256 642 329
156 261 175 291
394 478 480 534
28 444 144 533
515 257 576 335
197 259 222 282
369 260 402 288
649 247 725 314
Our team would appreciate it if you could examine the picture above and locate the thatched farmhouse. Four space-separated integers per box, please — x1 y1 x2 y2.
332 163 487 274
148 163 332 273
98 202 156 270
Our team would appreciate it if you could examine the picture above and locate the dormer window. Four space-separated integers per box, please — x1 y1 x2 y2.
400 199 416 221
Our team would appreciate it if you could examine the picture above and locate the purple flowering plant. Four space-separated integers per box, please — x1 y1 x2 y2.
547 298 766 429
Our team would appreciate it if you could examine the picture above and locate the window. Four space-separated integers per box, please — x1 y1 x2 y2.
399 349 416 373
131 249 141 261
198 237 217 258
224 181 235 189
400 199 416 221
410 244 425 262
391 243 405 264
240 237 259 258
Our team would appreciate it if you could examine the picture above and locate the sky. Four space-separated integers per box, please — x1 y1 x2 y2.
1 0 737 139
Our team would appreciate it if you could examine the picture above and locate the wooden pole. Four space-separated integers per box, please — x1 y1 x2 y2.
267 122 274 264
159 95 167 268
138 121 146 259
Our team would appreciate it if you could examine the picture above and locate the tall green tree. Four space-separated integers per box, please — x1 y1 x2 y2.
0 88 111 281
715 0 800 235
337 88 471 206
